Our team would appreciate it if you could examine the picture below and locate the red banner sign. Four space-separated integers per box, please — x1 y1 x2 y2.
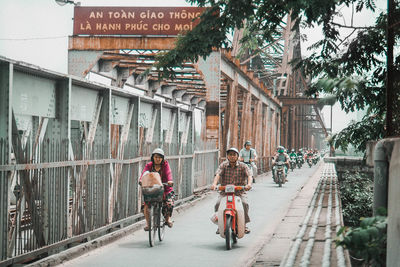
73 6 206 36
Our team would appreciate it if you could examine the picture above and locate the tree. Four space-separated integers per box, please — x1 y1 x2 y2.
155 0 400 152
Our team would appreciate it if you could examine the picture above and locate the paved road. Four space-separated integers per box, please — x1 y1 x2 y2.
61 163 321 267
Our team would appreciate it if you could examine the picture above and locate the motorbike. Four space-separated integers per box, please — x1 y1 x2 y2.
216 185 246 250
296 157 302 169
307 156 313 168
289 157 296 171
274 162 286 187
312 156 318 165
244 162 257 183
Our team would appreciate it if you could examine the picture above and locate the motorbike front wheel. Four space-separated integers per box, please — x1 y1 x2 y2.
225 216 234 250
277 173 282 187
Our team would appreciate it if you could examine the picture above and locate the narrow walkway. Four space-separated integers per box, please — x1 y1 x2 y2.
254 162 350 266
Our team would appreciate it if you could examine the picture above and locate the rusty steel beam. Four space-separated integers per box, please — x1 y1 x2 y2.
279 96 319 106
69 36 177 50
223 77 239 151
165 80 205 86
240 91 252 147
313 105 329 137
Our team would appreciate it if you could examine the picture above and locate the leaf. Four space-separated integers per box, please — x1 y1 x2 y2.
366 227 379 239
337 226 346 236
360 230 370 243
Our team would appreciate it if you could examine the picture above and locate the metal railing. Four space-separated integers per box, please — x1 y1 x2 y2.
0 138 218 265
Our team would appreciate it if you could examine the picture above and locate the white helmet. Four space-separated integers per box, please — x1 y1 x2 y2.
226 147 239 156
151 148 165 158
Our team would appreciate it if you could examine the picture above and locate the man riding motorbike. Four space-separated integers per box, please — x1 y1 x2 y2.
305 149 314 166
297 149 304 162
211 147 252 234
139 148 174 231
239 140 258 183
289 149 297 171
313 149 320 162
272 146 290 182
289 149 297 158
306 149 314 160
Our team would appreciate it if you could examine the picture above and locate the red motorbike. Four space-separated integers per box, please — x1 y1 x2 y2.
216 185 247 250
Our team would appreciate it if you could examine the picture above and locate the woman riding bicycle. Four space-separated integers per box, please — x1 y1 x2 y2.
139 148 174 231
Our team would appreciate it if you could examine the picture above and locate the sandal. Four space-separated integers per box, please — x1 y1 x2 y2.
166 221 173 228
245 227 250 234
144 226 150 231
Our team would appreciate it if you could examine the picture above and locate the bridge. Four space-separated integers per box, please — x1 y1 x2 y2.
0 5 338 266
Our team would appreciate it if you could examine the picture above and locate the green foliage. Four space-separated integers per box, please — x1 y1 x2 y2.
333 114 385 152
155 0 382 78
339 171 373 227
301 6 400 147
152 0 400 150
336 215 387 266
338 170 386 266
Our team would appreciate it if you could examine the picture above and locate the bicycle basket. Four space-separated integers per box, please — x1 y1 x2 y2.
142 184 164 202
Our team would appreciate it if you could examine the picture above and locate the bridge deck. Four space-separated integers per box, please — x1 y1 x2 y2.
255 162 350 267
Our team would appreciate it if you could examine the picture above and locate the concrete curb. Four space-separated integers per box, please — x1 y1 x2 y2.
27 193 212 267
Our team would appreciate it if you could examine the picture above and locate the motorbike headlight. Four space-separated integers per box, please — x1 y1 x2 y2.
225 185 235 193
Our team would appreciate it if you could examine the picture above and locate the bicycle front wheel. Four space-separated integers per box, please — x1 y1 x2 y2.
148 205 157 247
158 203 166 241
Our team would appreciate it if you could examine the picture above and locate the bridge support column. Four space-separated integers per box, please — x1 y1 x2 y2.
41 78 71 243
253 101 263 159
222 76 239 153
276 112 281 148
262 105 270 170
290 106 296 149
240 91 252 147
0 62 12 260
270 109 276 153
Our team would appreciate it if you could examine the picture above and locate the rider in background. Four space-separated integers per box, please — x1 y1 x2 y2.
272 146 290 181
289 149 297 159
239 140 258 183
306 149 314 160
211 147 252 234
139 148 174 231
297 148 304 161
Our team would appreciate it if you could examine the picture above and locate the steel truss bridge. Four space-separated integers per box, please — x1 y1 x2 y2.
0 9 328 265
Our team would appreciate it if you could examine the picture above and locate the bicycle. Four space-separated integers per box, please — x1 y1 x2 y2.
142 183 170 247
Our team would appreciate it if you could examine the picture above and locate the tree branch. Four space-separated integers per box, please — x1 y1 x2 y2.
331 22 375 29
337 28 357 47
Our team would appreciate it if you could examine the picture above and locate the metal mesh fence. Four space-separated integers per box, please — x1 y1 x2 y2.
0 137 218 263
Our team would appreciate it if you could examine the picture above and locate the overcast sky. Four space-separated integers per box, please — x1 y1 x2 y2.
0 0 386 134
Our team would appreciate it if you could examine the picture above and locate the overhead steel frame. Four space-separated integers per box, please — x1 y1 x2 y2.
218 50 281 171
68 36 282 173
0 56 219 265
275 15 327 151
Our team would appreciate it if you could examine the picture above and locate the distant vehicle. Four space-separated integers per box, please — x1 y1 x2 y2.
274 162 286 187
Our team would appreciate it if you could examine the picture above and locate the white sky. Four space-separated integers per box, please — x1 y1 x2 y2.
0 0 386 134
